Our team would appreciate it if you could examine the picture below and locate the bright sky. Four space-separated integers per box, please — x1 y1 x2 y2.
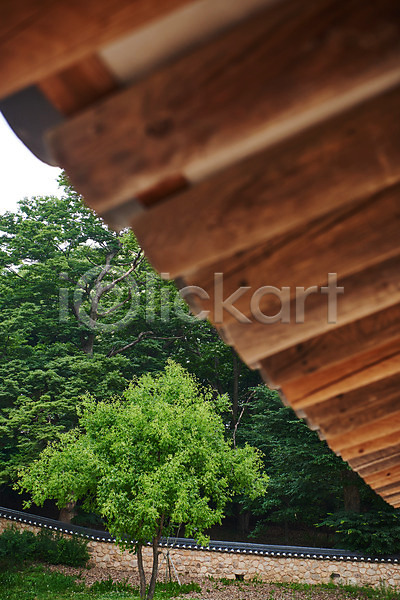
0 114 62 215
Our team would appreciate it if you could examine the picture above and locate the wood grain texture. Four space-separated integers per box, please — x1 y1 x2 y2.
364 464 400 488
259 305 400 386
304 373 400 439
38 55 118 116
328 411 400 455
0 0 193 100
375 482 400 495
355 453 400 478
184 184 400 325
48 0 400 214
348 443 400 470
282 342 400 409
221 254 400 367
341 432 400 464
132 85 400 278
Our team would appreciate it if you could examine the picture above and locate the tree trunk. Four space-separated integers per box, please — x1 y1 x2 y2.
342 470 361 512
59 500 77 523
81 332 95 356
137 544 147 600
239 511 250 536
284 518 289 545
146 535 161 600
231 348 241 426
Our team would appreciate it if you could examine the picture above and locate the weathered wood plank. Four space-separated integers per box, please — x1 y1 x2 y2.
222 254 400 367
38 55 118 116
283 343 400 409
375 481 400 495
341 433 400 464
355 453 400 478
259 305 400 386
349 443 400 471
132 86 400 278
364 464 400 488
381 494 400 507
49 0 400 214
186 184 400 326
381 489 400 499
304 373 400 439
0 0 193 100
328 411 400 455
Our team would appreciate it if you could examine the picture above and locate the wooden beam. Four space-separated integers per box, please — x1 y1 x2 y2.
341 432 400 464
382 488 400 501
48 0 400 214
375 482 400 495
38 55 118 116
355 453 400 478
259 305 400 386
185 184 400 326
132 85 400 279
381 494 400 505
282 343 400 409
364 464 400 488
349 443 400 470
328 411 400 455
222 254 400 367
0 0 193 100
304 373 400 439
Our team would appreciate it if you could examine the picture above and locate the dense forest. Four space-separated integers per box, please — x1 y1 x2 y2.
1 176 399 555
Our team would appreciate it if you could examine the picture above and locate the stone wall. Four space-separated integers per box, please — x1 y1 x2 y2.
1 516 400 588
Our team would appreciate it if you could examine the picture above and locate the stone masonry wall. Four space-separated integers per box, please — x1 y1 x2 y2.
1 517 400 588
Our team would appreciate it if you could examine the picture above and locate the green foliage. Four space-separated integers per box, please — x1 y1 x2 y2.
0 565 86 600
320 511 400 555
237 386 351 529
90 578 201 597
18 362 267 545
0 181 258 489
2 563 400 600
0 526 89 567
17 361 267 599
274 579 400 600
0 564 201 600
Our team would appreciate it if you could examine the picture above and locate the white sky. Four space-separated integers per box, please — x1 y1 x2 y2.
0 114 62 215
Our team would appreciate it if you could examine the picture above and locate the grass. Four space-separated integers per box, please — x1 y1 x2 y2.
0 564 200 600
1 564 400 600
274 580 400 599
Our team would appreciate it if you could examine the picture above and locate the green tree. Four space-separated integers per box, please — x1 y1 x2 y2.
0 179 259 493
18 361 268 599
237 386 368 543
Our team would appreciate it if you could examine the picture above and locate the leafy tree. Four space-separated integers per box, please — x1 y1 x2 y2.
320 510 400 555
17 361 268 599
0 179 258 493
237 386 368 542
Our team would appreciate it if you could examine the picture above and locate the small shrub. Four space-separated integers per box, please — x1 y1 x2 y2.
0 526 89 567
51 533 89 566
319 510 400 555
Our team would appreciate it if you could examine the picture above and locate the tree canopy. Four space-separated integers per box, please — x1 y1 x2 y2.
18 361 268 600
0 178 258 487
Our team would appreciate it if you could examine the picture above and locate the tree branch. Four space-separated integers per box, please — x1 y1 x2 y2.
232 391 256 449
97 289 132 317
107 332 184 357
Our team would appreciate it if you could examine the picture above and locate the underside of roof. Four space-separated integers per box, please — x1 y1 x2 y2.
1 0 400 505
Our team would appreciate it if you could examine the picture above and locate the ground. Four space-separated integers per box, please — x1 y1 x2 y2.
46 564 398 599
